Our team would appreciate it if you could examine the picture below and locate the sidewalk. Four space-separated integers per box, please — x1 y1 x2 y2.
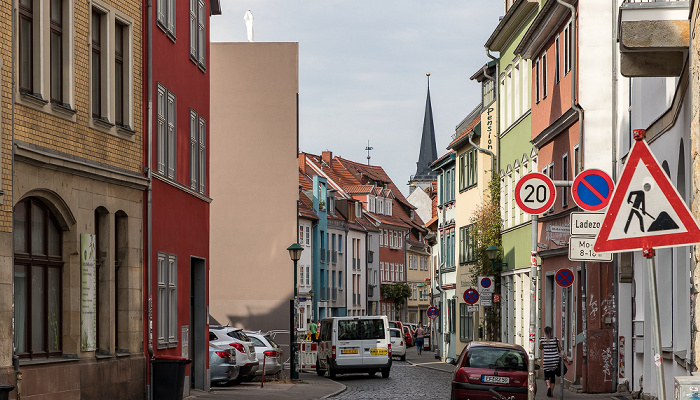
404 346 633 400
187 372 345 400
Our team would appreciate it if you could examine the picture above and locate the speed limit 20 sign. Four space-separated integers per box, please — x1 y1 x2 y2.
515 172 556 215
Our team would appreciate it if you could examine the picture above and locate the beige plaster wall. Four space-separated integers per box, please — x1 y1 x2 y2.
209 43 299 333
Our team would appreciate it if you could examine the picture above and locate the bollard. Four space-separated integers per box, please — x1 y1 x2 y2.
260 355 267 388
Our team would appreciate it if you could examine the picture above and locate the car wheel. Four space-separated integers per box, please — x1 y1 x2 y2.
381 367 390 378
245 375 255 382
316 359 324 377
400 354 406 361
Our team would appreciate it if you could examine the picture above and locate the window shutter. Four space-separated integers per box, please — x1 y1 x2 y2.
190 110 197 190
198 0 206 65
157 86 166 173
157 254 166 346
167 92 176 179
199 117 206 194
167 254 177 344
157 0 165 25
189 0 197 58
167 0 176 34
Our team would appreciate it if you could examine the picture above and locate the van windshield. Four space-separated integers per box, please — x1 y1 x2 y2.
337 319 385 340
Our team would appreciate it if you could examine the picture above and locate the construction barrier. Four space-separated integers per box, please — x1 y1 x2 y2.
298 341 318 372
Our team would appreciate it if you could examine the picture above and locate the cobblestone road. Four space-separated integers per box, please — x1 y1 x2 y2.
329 359 452 399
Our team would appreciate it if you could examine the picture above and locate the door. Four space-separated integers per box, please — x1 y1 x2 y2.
191 258 206 390
361 317 389 367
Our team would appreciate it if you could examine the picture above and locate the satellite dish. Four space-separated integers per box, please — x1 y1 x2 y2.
244 10 254 42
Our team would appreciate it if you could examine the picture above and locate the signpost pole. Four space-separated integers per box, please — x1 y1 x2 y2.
561 286 566 400
644 247 665 400
528 215 538 400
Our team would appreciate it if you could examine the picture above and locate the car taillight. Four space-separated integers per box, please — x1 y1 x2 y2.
264 350 278 358
230 342 246 353
388 343 392 357
332 345 336 359
454 367 469 383
522 379 528 387
216 351 231 359
400 341 404 346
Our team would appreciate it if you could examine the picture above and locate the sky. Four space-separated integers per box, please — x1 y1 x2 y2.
211 1 505 196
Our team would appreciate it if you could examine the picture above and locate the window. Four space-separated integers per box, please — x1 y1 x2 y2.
355 202 362 219
157 0 176 38
189 109 207 194
565 23 572 74
157 84 177 179
157 252 177 348
305 266 310 285
91 10 103 119
562 153 569 207
19 0 34 93
189 0 206 68
338 235 343 253
305 227 310 246
379 230 383 247
460 149 478 190
377 198 384 214
535 59 540 103
91 5 134 132
386 199 392 216
555 36 560 84
339 271 343 289
50 0 64 103
299 226 304 244
547 163 555 213
368 195 375 212
459 225 475 264
438 173 444 204
389 230 394 248
573 145 580 175
459 304 474 341
542 52 547 99
13 198 63 358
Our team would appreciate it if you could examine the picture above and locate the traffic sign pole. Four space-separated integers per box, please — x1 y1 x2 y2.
644 247 666 400
528 215 537 400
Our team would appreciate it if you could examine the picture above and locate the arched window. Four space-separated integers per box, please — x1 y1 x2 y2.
14 197 63 358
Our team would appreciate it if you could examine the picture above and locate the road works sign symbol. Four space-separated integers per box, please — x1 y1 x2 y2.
572 169 614 211
515 172 556 215
555 269 575 288
594 138 700 252
426 306 439 319
464 288 479 305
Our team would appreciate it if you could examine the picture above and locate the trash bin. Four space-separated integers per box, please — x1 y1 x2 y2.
0 385 14 400
151 356 191 400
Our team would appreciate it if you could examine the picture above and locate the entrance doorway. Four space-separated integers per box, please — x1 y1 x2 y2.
191 257 206 390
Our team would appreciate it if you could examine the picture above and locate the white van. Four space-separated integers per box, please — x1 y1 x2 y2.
316 316 392 378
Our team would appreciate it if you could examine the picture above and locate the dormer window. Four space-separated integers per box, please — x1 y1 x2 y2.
368 195 375 212
386 199 392 216
355 202 362 219
377 198 384 214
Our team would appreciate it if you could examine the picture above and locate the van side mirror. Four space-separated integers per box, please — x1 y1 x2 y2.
446 357 457 365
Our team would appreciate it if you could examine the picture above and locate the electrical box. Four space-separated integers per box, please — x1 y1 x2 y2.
674 376 700 400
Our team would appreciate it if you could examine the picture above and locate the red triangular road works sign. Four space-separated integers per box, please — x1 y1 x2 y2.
594 138 700 252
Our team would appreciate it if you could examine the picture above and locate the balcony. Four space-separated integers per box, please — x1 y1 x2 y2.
619 0 689 77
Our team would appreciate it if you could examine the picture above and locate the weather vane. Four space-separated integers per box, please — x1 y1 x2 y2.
365 140 373 165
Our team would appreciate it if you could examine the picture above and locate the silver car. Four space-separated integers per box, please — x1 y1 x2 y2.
209 326 259 383
244 331 283 379
209 343 239 385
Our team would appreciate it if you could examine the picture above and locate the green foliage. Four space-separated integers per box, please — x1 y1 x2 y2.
380 282 411 305
469 177 502 341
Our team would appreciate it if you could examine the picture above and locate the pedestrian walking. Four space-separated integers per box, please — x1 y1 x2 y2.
414 325 425 355
539 326 570 397
308 320 318 342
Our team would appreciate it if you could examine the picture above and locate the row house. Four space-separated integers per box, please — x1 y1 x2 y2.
484 0 538 351
147 0 221 396
431 151 457 359
1 0 148 397
619 0 694 399
297 187 318 331
511 0 619 393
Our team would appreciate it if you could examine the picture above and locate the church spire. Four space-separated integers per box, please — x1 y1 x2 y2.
414 73 438 180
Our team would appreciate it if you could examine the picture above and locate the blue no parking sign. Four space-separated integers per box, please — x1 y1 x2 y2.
555 269 575 288
463 288 479 305
572 169 614 211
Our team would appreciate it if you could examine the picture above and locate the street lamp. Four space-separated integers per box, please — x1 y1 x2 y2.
485 245 508 270
287 243 303 380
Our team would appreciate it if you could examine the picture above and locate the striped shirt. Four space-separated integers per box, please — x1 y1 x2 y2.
540 337 560 371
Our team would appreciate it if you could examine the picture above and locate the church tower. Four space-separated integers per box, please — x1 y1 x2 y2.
408 74 438 194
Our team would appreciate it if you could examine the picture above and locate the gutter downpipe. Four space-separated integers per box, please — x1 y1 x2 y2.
611 0 619 392
556 0 586 392
11 0 22 397
147 1 154 399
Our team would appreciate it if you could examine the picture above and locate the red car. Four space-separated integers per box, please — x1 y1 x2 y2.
450 341 537 400
402 325 414 347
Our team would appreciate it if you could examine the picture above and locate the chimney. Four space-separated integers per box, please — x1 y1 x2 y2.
298 153 306 172
322 151 333 167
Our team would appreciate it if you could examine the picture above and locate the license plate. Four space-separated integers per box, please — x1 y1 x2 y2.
370 348 388 355
482 375 509 384
341 349 358 354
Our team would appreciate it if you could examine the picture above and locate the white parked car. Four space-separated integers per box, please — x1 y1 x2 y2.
243 330 283 379
389 328 406 361
209 326 259 383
